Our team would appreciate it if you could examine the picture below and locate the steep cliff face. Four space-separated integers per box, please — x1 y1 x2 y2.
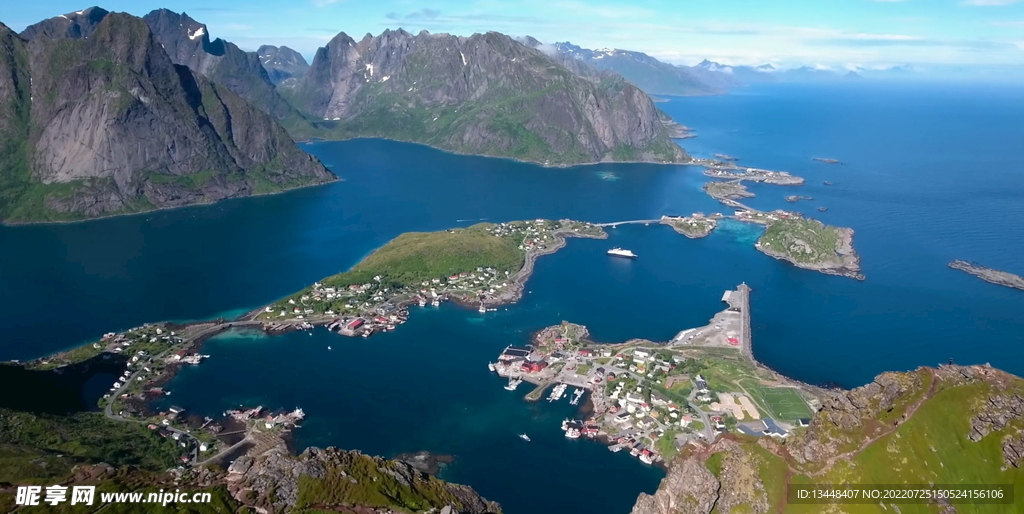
258 44 309 86
227 436 501 514
631 365 1024 514
0 12 334 223
289 29 687 165
142 9 316 135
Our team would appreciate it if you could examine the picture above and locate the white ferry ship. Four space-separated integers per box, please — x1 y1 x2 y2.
607 248 637 258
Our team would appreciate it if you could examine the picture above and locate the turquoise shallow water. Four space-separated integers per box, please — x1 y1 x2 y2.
2 82 1024 513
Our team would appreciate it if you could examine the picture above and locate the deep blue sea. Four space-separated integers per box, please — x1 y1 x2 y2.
2 82 1023 513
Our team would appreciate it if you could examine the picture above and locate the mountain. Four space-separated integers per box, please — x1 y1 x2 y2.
0 11 334 223
142 9 316 136
694 59 778 84
553 42 737 96
286 29 688 166
257 44 309 86
630 364 1024 514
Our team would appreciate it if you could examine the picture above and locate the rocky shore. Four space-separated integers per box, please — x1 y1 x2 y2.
949 260 1024 291
226 431 501 513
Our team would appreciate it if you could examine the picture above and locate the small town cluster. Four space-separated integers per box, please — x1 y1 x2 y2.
489 288 814 467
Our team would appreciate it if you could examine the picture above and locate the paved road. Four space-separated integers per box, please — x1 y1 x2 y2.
594 219 664 227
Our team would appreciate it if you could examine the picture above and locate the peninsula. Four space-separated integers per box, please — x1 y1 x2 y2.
489 284 821 467
950 260 1024 291
257 219 608 337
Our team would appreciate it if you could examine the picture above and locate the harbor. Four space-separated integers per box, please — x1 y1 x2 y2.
487 284 817 468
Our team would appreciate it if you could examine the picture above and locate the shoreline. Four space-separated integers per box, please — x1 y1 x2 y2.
755 227 865 281
0 176 340 228
949 260 1024 291
300 136 695 169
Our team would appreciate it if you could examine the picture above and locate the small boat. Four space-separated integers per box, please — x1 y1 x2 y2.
327 346 332 350
488 362 496 372
519 433 531 442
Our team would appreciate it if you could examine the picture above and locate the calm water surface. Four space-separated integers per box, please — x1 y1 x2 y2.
2 82 1023 514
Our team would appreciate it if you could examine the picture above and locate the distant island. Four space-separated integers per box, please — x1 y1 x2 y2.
692 158 863 280
813 157 842 164
949 260 1024 291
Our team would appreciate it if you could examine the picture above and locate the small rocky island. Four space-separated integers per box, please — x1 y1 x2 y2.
755 217 863 280
813 157 842 164
949 260 1024 291
785 195 813 203
703 181 754 202
660 215 717 238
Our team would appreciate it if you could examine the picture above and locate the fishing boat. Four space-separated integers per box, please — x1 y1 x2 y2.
504 377 523 391
519 433 531 442
488 362 496 372
569 388 585 405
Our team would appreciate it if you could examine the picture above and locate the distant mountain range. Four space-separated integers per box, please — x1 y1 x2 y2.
0 8 334 223
552 42 737 96
548 42 893 97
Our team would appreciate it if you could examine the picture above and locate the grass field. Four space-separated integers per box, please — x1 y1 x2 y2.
739 379 814 421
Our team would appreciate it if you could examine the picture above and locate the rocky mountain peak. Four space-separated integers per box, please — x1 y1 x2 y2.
20 6 110 40
257 44 309 85
0 8 333 222
289 28 686 164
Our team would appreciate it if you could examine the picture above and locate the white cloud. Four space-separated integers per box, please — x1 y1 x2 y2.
962 0 1021 5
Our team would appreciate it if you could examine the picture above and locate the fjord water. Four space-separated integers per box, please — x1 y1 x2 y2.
2 82 1023 513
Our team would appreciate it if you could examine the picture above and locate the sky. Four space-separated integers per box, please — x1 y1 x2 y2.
3 0 1024 73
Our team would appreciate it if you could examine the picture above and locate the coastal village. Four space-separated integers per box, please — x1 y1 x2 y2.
489 285 817 467
258 219 607 338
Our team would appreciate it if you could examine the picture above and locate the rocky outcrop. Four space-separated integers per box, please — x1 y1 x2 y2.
631 450 718 514
0 11 334 222
289 29 687 166
258 45 309 86
227 436 500 514
19 7 110 40
950 260 1024 291
630 439 768 514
